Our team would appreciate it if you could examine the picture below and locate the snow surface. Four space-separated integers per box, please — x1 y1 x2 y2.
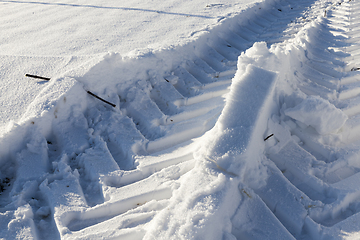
0 0 259 132
2 0 360 239
284 96 348 134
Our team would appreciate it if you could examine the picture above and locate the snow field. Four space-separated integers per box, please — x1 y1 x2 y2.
3 0 360 239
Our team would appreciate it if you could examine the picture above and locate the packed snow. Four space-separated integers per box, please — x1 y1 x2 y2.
2 0 360 239
284 96 348 134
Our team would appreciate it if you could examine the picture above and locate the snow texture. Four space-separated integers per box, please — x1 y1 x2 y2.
2 0 360 239
284 96 348 134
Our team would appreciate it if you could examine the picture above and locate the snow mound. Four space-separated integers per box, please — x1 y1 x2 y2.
284 96 348 134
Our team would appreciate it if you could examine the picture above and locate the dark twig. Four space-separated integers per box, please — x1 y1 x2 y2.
87 91 116 107
25 74 50 81
264 134 274 141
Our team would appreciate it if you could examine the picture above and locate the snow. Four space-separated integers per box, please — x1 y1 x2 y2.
0 0 259 133
2 0 360 239
284 96 348 134
200 47 278 183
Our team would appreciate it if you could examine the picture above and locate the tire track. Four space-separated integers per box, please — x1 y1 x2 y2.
0 0 338 239
56 1 320 238
70 0 325 239
263 0 360 239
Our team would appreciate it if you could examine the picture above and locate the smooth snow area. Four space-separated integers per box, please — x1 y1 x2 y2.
1 0 256 56
3 0 360 239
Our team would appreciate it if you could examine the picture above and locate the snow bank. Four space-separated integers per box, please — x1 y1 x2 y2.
0 55 101 133
199 42 279 186
0 77 86 165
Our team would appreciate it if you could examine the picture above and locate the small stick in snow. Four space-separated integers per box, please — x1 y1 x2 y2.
25 74 50 81
264 134 274 141
87 91 116 108
241 189 252 198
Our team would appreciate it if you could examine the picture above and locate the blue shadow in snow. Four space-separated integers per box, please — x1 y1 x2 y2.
3 0 215 19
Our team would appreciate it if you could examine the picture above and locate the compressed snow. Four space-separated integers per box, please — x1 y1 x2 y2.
197 42 279 187
284 96 348 134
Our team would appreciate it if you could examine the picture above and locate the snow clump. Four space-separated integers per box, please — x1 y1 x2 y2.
284 96 348 134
